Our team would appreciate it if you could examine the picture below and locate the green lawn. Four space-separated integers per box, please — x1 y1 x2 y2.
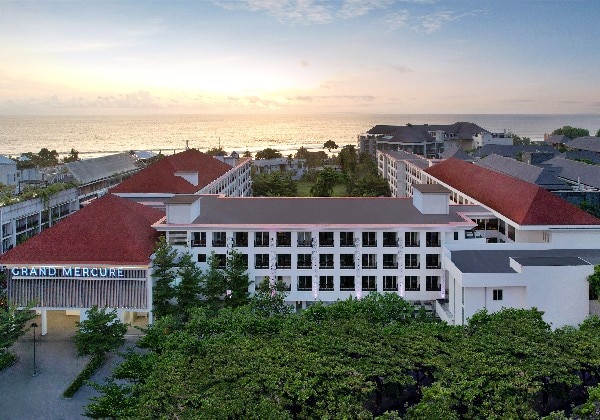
296 180 347 197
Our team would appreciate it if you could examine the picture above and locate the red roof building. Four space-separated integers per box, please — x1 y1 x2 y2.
0 194 165 266
110 149 233 194
424 158 600 226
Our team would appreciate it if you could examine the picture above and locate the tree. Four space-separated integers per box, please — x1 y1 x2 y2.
310 167 339 197
512 134 533 145
206 147 227 157
63 148 80 163
552 126 590 140
250 276 292 317
255 148 282 160
74 306 127 356
242 150 252 158
175 252 203 316
151 237 178 319
588 265 600 300
200 252 226 310
596 128 600 137
348 174 391 197
251 172 297 196
323 140 338 153
222 249 251 309
0 302 35 370
338 144 358 175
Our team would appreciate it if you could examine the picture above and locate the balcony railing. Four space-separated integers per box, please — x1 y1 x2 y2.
426 263 441 269
426 241 441 247
363 264 377 269
254 241 269 247
340 264 355 269
191 240 206 247
405 264 420 269
405 242 420 247
383 263 398 269
212 240 226 247
319 241 334 247
255 263 269 269
297 240 312 247
276 264 291 269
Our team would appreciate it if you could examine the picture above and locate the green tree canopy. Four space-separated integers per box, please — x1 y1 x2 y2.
255 148 283 160
596 128 600 137
512 134 533 145
74 306 127 356
552 126 590 139
588 265 600 300
242 150 252 158
63 148 80 163
251 172 297 197
338 144 358 175
323 140 338 152
151 236 178 319
205 147 227 157
310 167 339 197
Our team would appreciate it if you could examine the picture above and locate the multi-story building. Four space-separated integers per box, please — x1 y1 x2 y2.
111 149 252 207
377 150 433 197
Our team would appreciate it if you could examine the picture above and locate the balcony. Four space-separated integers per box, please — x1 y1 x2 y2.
426 263 441 269
383 240 397 247
191 240 206 247
212 240 226 247
297 240 312 247
405 241 420 247
254 241 269 247
383 263 398 269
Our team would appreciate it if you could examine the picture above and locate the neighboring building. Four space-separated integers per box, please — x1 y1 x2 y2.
475 154 568 191
359 122 511 157
0 194 164 335
564 136 600 154
111 149 252 207
0 155 18 187
544 134 570 149
377 150 433 197
541 156 600 191
253 157 307 180
1 187 79 254
471 144 559 160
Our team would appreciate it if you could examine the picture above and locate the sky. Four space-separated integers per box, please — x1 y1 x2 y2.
1 0 599 115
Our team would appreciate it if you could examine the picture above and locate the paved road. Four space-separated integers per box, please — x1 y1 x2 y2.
0 313 141 420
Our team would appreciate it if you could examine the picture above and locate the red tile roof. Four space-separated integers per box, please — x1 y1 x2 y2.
424 158 600 226
0 194 165 266
110 149 232 194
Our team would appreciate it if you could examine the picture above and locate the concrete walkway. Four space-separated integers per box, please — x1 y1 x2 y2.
0 312 143 420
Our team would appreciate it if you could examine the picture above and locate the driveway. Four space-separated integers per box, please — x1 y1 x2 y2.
0 312 142 420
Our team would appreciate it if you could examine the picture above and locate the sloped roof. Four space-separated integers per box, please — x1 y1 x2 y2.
542 156 600 189
65 152 139 185
424 158 600 226
440 145 474 161
0 194 164 265
566 136 600 153
0 155 16 165
472 144 559 159
110 149 232 194
545 134 570 145
428 121 490 137
476 154 568 190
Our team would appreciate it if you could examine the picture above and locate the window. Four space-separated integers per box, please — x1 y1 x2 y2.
340 254 355 269
319 276 334 291
212 232 226 247
405 276 420 291
197 254 207 263
277 254 292 269
319 254 334 269
297 232 312 247
319 232 334 247
454 232 459 241
215 254 227 269
192 232 206 247
383 232 397 247
493 289 503 301
426 232 440 247
340 231 354 247
383 276 397 291
239 254 248 268
426 254 440 269
362 254 377 269
340 276 355 291
255 254 269 269
297 254 312 269
255 232 269 247
426 276 440 291
383 254 397 269
498 220 506 235
234 232 248 247
168 231 187 246
298 276 312 291
277 231 291 247
362 232 377 247
405 232 419 247
277 276 291 291
405 254 420 269
362 276 376 291
507 225 515 241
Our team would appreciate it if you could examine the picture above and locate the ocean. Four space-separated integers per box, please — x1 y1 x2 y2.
1 114 599 159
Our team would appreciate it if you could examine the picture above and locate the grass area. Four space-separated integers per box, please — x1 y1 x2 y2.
296 180 347 197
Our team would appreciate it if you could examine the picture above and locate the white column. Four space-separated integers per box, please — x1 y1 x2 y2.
311 233 319 300
354 234 362 299
41 309 48 336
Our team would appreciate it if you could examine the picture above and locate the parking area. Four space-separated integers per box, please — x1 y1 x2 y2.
0 311 143 420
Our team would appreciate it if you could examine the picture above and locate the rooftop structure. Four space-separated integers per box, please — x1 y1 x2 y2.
542 156 600 191
565 136 600 153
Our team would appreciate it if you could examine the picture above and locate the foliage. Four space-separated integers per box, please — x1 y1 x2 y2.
0 183 15 205
222 248 252 309
250 276 292 317
338 144 358 175
251 172 298 196
1 181 76 207
205 147 227 157
62 148 80 163
62 353 106 398
242 150 252 158
347 174 391 197
200 251 227 311
310 167 340 197
323 139 339 152
175 252 203 318
151 236 179 319
588 265 600 300
552 126 590 140
74 306 127 357
255 147 283 160
573 384 600 418
513 134 533 145
295 146 328 168
580 201 600 219
596 129 600 137
0 301 35 370
18 148 59 168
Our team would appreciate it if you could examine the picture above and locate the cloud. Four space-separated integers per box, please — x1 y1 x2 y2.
419 10 485 33
338 0 391 19
214 0 334 24
385 11 410 30
388 64 413 73
300 59 310 67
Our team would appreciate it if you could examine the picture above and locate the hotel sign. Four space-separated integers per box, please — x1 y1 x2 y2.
11 266 125 278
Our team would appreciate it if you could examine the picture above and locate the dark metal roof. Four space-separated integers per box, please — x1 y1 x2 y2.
451 249 600 273
65 152 139 185
566 136 600 153
542 156 600 189
476 154 568 190
188 195 480 226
